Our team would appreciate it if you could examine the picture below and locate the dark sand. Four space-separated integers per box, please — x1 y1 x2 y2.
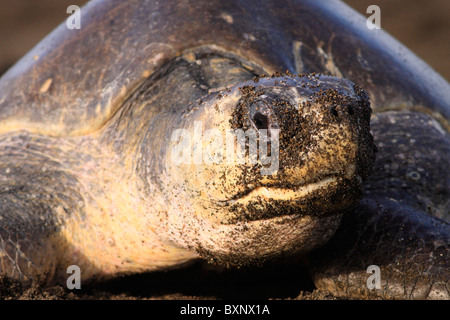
0 0 448 300
1 260 337 300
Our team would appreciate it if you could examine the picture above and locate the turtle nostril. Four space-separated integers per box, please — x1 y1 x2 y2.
250 101 273 130
252 112 270 130
348 105 354 115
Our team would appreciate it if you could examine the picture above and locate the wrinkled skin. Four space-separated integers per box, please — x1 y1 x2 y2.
0 0 449 299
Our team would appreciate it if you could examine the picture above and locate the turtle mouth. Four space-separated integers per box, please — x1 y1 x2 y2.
227 175 338 205
220 166 363 223
226 163 360 205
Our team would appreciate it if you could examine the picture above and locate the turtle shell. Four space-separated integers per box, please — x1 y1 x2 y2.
0 0 448 136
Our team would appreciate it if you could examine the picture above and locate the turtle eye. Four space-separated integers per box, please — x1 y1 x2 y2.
250 101 272 130
253 111 269 130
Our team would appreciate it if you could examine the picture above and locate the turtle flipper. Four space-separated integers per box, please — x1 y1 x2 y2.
0 196 60 284
308 197 449 299
308 111 450 299
0 132 84 285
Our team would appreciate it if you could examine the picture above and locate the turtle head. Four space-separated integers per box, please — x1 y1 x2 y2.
158 74 376 266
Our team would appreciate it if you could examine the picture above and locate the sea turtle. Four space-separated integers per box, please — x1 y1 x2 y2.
0 0 448 300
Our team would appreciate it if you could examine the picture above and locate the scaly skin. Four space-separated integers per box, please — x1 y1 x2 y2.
0 131 196 285
309 111 450 299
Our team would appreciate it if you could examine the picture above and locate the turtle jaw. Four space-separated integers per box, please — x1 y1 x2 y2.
230 175 338 204
186 172 361 266
225 158 361 203
181 207 346 268
221 170 363 224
